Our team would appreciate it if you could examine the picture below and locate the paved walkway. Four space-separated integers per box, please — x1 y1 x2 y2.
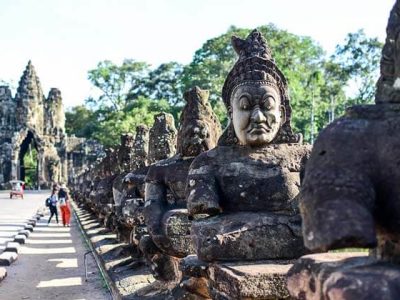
0 190 110 300
0 190 46 253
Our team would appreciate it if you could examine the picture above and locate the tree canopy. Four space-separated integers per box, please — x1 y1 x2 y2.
66 24 383 147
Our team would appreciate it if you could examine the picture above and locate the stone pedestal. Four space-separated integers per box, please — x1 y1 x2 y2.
0 267 6 282
286 252 400 300
14 234 26 244
209 261 292 299
181 256 293 299
0 251 18 266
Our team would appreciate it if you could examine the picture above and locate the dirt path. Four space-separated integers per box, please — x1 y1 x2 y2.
0 194 110 300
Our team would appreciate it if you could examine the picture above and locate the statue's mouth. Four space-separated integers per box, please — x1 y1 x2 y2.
248 125 270 133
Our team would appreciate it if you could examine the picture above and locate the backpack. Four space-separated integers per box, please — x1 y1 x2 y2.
45 197 51 207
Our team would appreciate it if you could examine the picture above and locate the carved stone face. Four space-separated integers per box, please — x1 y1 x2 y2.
231 84 285 146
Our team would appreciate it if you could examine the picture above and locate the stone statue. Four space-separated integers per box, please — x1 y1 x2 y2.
287 2 400 299
148 113 177 164
186 29 311 262
140 87 221 284
94 148 118 224
131 125 149 170
116 116 176 245
115 125 150 243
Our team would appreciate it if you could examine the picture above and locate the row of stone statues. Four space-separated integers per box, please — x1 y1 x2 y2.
71 4 400 296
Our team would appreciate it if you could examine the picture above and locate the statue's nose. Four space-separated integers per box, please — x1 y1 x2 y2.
251 107 266 123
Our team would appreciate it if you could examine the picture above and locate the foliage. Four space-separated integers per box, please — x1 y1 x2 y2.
87 59 150 111
23 145 37 189
66 25 383 146
331 29 383 105
135 62 184 105
92 97 172 147
65 105 99 137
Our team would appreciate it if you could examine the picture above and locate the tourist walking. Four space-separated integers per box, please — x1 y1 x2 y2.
47 187 59 225
58 185 71 227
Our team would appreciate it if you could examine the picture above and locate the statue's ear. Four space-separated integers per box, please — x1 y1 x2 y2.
231 36 245 55
280 105 286 125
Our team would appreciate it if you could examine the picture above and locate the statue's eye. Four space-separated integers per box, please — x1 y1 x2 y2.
239 97 250 110
261 96 275 110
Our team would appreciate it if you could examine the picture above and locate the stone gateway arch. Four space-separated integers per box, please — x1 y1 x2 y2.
0 61 101 189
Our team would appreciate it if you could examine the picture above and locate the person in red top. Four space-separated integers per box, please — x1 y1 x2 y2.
58 185 71 227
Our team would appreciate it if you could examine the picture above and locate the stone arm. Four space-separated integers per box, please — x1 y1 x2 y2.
143 178 169 247
186 154 222 217
300 118 377 252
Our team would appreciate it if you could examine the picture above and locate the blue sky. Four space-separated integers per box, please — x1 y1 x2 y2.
0 0 395 108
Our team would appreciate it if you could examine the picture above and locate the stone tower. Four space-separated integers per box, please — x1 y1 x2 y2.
0 61 102 189
15 61 45 133
44 88 65 137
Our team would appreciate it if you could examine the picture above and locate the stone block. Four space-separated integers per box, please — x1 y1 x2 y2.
0 267 6 282
14 234 26 244
5 242 20 253
28 219 36 226
191 212 306 262
208 260 293 299
24 224 34 232
0 251 18 266
285 252 400 300
181 255 208 278
18 229 30 238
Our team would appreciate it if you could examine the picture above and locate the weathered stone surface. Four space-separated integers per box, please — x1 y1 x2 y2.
18 229 30 237
0 251 18 266
177 86 221 157
209 260 292 299
131 125 149 170
285 252 400 300
188 144 310 262
180 255 211 298
28 219 36 226
142 87 221 282
0 61 103 189
181 255 209 279
191 211 306 262
0 267 6 282
24 224 33 232
287 3 400 300
299 0 400 264
14 234 26 244
186 30 310 264
117 133 134 173
148 112 177 164
5 242 20 253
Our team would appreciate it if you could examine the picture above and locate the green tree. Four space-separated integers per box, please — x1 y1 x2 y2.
87 59 150 110
332 29 383 105
92 97 172 147
68 26 382 146
132 62 184 105
65 104 98 138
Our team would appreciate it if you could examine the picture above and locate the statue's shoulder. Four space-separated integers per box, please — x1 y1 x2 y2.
189 146 226 173
264 143 311 161
314 115 369 150
151 154 182 168
145 154 181 182
125 166 149 184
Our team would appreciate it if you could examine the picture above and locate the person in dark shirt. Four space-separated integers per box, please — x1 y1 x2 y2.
48 188 59 225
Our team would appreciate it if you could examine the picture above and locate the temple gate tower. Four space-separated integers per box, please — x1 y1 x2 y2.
0 61 101 189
